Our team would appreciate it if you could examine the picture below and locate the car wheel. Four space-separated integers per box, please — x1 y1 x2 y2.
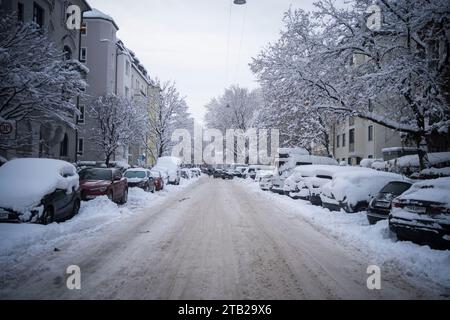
72 199 80 217
41 206 54 225
120 189 128 204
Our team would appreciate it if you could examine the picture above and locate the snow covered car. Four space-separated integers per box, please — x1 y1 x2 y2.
320 169 406 213
259 174 273 191
181 168 191 179
150 170 165 191
124 168 155 192
79 168 128 204
190 168 201 177
283 169 312 199
154 156 181 185
366 180 412 225
0 158 81 224
221 170 234 180
255 169 274 182
389 177 450 249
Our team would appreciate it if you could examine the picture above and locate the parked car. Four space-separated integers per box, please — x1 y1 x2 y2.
181 168 191 179
320 169 406 213
235 166 248 178
0 158 81 224
283 168 314 199
124 168 155 193
389 177 450 249
154 156 181 185
255 169 274 182
79 168 128 204
259 173 274 191
150 170 165 191
221 170 234 180
366 180 412 225
213 169 223 178
190 168 201 177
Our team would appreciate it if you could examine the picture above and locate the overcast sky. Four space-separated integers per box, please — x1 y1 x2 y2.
87 0 317 122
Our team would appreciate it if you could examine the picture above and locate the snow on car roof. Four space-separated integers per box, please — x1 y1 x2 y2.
0 158 79 213
398 177 450 206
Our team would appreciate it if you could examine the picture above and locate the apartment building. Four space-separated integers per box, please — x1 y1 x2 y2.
0 0 91 162
77 8 157 165
330 116 409 165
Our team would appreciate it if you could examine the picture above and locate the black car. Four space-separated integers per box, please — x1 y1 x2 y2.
389 177 450 249
221 171 234 180
366 181 412 225
213 170 223 178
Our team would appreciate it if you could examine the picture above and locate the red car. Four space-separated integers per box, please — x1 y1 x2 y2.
79 168 128 204
150 169 165 191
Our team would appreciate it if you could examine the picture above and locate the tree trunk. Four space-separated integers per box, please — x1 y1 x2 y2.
105 153 111 167
414 134 430 171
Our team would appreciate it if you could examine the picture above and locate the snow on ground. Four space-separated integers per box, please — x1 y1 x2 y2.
240 179 450 290
0 178 197 264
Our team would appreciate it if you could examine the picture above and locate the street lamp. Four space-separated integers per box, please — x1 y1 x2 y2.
234 0 246 4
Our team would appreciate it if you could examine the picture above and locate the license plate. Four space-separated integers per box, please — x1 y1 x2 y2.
376 201 390 208
405 205 426 214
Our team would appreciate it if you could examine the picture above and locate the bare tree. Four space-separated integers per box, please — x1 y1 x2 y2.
88 95 147 166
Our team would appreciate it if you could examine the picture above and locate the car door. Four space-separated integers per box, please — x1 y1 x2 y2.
112 170 123 201
50 189 72 220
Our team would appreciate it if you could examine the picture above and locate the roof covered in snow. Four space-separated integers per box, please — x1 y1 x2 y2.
83 8 119 30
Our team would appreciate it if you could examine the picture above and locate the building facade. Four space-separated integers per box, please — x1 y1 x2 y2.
0 0 91 162
78 8 157 166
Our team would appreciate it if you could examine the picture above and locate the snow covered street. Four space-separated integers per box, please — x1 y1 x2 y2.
1 176 448 299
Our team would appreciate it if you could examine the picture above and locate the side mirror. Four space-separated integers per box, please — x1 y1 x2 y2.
114 175 121 181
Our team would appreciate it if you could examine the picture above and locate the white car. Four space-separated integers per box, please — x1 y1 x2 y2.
320 168 406 213
259 173 274 191
154 156 181 185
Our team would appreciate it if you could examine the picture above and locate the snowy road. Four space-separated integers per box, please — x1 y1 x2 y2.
0 177 446 299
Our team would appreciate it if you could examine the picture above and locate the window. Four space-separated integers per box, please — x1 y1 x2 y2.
368 155 373 159
80 47 87 63
349 117 355 126
342 133 346 147
336 135 340 148
77 138 84 155
63 46 72 60
125 60 130 76
349 128 355 152
33 2 45 28
60 134 69 157
349 129 355 144
18 2 24 22
77 105 85 124
368 125 373 141
80 22 87 35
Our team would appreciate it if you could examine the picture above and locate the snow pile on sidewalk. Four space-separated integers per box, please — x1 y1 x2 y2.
242 180 450 289
0 177 197 262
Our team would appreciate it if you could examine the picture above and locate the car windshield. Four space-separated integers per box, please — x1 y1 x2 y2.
125 171 146 179
79 168 112 181
380 181 411 195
